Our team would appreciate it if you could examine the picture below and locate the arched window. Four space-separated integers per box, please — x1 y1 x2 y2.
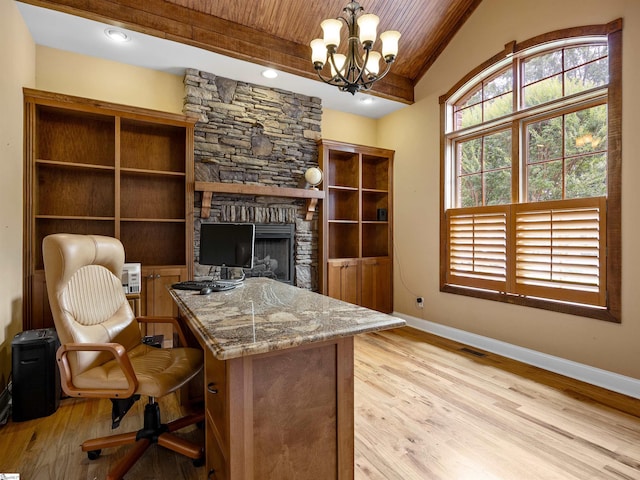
440 20 622 322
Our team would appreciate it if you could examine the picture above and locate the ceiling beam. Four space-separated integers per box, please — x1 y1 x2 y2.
21 0 415 104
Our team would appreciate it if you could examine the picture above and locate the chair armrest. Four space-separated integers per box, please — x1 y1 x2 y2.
56 343 139 399
136 316 188 347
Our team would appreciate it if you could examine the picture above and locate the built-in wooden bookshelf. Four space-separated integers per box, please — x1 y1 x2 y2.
318 139 394 313
23 89 196 331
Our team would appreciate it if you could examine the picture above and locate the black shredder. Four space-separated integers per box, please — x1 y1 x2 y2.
11 328 61 421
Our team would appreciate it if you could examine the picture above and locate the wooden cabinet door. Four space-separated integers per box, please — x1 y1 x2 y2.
327 259 359 305
326 261 343 301
205 350 228 447
142 266 186 347
360 257 392 313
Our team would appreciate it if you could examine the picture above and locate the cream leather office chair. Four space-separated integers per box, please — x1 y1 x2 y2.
43 233 204 480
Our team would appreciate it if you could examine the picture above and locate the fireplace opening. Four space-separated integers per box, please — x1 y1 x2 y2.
244 224 295 284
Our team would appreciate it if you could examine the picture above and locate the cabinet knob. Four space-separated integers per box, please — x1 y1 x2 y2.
207 382 218 395
208 469 216 479
155 274 161 279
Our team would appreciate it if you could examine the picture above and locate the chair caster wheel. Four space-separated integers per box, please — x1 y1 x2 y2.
196 420 205 430
87 449 102 460
193 456 205 467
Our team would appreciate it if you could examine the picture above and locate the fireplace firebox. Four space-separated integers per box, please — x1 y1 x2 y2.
245 224 295 284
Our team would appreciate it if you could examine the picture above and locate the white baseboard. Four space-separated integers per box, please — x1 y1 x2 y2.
394 312 640 400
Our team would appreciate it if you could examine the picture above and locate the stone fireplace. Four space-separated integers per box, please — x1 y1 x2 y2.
194 206 316 289
184 69 322 290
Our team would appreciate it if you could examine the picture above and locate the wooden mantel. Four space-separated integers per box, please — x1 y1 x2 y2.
195 181 325 220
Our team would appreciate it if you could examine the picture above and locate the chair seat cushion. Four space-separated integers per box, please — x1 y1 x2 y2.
74 344 203 398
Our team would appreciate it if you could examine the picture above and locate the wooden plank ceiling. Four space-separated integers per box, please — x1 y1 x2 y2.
21 0 483 104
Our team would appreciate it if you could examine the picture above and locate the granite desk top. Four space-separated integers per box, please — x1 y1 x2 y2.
170 277 406 360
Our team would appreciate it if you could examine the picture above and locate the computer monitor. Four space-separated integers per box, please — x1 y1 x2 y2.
199 223 255 269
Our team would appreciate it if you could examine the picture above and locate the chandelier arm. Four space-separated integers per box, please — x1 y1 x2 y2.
325 46 380 94
359 61 393 89
327 51 351 85
326 50 362 89
355 47 371 84
337 31 367 87
315 69 347 87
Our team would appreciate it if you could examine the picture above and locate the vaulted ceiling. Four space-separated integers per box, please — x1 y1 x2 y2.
19 0 483 104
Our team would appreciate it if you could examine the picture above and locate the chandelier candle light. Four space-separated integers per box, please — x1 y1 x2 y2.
310 2 401 95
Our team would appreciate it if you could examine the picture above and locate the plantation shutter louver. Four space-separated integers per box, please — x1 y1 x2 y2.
446 206 509 292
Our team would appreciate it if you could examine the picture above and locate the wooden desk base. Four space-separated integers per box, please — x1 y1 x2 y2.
205 337 354 480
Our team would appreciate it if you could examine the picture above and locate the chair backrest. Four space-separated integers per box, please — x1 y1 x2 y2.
42 234 141 375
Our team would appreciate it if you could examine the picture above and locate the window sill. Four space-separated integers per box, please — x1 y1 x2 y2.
440 284 620 323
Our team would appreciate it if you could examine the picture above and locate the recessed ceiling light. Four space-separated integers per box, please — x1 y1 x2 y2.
261 69 278 79
359 97 374 105
104 28 130 43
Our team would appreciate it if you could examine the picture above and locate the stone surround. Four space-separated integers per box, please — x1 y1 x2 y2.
183 69 322 290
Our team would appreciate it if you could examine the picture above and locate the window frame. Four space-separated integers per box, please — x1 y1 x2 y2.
439 20 622 322
521 98 608 203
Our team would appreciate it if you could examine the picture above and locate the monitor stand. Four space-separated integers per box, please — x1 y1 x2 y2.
216 266 245 286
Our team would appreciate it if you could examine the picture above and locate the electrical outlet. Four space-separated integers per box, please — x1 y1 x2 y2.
416 297 424 308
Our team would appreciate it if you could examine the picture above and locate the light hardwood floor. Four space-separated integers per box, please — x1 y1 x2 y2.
1 327 639 479
354 328 640 480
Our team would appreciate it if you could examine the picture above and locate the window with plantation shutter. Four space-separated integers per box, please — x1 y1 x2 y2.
514 198 606 306
446 199 606 306
440 22 621 322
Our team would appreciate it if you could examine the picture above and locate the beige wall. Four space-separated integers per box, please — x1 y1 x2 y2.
321 109 379 147
36 46 375 147
381 0 640 378
0 0 36 389
36 46 184 114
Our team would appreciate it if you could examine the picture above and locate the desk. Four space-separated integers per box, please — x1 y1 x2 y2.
170 277 405 480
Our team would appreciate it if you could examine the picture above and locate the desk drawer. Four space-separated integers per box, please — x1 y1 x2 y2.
205 350 227 444
206 421 227 480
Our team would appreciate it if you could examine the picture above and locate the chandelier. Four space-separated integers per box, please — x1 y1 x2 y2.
310 2 401 95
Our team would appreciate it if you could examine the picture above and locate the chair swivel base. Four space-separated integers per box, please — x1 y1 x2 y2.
81 399 205 480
